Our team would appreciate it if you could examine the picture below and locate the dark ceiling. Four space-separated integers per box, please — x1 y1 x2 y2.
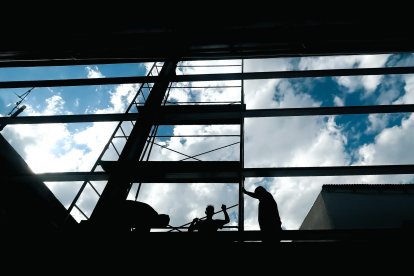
1 11 413 67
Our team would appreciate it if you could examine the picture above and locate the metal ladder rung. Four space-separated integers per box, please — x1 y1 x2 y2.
65 62 160 222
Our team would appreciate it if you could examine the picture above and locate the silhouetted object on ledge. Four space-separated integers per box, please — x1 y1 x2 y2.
121 200 170 233
189 204 230 233
79 200 169 233
243 186 282 242
0 105 26 131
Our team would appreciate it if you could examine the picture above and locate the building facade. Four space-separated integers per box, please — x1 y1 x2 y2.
300 184 414 230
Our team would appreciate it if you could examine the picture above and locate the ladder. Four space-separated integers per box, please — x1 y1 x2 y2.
65 62 163 221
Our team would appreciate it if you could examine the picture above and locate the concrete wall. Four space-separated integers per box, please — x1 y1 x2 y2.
300 193 333 230
300 186 414 230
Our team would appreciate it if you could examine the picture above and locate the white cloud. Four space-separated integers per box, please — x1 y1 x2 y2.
85 66 104 78
299 54 390 70
299 54 391 94
244 80 347 168
354 112 414 184
377 82 401 105
44 95 66 114
100 84 139 113
244 58 292 72
1 77 145 222
2 83 136 173
366 114 390 134
5 124 80 172
244 58 293 109
178 60 242 75
357 113 414 166
245 79 280 109
395 74 414 104
344 62 414 196
45 181 83 208
2 95 81 173
167 85 191 103
333 95 344 106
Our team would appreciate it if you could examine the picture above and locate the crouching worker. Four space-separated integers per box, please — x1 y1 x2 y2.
121 200 170 233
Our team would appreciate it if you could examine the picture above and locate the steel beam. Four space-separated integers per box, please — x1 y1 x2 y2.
243 164 414 177
243 104 414 117
137 104 244 125
1 66 414 89
0 59 148 68
13 164 414 182
0 113 139 125
175 66 414 82
99 161 241 183
1 104 414 126
4 172 109 182
0 76 157 89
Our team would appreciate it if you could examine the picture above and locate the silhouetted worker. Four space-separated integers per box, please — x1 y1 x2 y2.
243 186 282 242
121 200 170 233
188 204 230 233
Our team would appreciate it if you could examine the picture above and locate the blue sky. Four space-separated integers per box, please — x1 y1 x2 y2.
1 54 414 229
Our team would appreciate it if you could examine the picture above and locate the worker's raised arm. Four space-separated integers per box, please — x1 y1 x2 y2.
242 187 258 199
221 204 230 224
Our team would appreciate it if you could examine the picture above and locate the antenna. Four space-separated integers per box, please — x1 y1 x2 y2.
0 105 27 131
6 87 34 115
1 87 34 131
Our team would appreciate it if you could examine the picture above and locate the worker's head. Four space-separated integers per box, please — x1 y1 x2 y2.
205 205 214 218
153 214 170 227
255 186 267 197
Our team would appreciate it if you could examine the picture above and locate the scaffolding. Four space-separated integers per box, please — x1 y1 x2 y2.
2 56 414 243
3 14 414 243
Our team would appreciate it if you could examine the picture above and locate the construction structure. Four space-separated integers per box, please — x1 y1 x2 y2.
1 14 414 249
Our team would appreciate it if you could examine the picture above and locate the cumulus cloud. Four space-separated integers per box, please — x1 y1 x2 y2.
395 74 414 105
1 76 144 220
244 58 293 109
85 65 104 78
357 113 414 166
241 77 351 229
244 79 347 168
333 95 344 106
353 63 414 184
299 54 391 95
2 83 136 173
365 114 390 134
